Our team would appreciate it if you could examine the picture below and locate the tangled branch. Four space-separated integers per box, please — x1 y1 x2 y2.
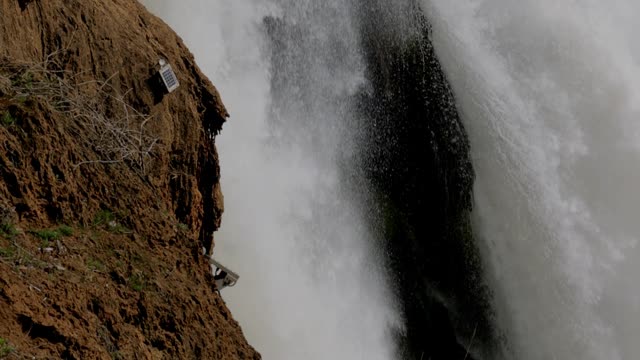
0 50 159 173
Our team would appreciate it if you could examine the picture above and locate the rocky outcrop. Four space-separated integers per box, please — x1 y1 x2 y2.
355 3 496 359
0 0 258 358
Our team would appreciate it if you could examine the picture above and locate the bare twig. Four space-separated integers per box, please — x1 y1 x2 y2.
0 50 159 174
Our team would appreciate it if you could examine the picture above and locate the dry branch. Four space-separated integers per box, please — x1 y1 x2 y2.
0 50 159 173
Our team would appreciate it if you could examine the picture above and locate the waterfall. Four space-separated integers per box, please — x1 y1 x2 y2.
140 1 400 359
139 0 640 358
423 0 640 359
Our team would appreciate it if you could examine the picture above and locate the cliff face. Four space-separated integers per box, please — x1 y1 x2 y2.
0 0 258 359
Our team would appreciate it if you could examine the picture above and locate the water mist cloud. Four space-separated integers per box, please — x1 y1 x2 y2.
141 1 400 359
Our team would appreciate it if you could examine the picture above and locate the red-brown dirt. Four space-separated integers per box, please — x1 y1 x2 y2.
0 0 259 358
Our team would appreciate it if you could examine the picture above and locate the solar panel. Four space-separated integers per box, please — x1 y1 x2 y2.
159 63 180 93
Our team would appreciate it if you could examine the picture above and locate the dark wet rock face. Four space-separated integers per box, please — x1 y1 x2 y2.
261 2 496 358
354 3 496 359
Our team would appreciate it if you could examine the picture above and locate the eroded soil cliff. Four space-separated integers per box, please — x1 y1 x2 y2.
0 0 259 358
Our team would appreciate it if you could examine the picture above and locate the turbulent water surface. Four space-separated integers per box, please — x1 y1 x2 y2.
144 0 640 359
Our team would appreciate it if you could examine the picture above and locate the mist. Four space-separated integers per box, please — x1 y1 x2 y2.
140 1 400 359
423 0 640 358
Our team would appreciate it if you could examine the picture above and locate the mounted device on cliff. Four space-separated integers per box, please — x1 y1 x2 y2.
210 257 239 291
158 58 180 93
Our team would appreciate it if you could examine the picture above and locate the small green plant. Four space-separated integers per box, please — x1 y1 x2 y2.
87 258 105 272
0 222 18 238
12 72 34 90
0 337 14 357
0 245 15 258
1 113 15 127
177 223 189 232
128 273 146 292
93 210 115 226
92 210 130 233
30 229 59 242
57 225 74 236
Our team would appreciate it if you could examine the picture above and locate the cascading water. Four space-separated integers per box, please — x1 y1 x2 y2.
423 1 640 359
142 0 640 358
140 1 401 359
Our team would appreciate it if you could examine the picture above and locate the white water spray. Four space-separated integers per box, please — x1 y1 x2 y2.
423 1 640 359
141 1 399 359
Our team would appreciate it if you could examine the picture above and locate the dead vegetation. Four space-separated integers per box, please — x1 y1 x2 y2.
0 50 159 173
